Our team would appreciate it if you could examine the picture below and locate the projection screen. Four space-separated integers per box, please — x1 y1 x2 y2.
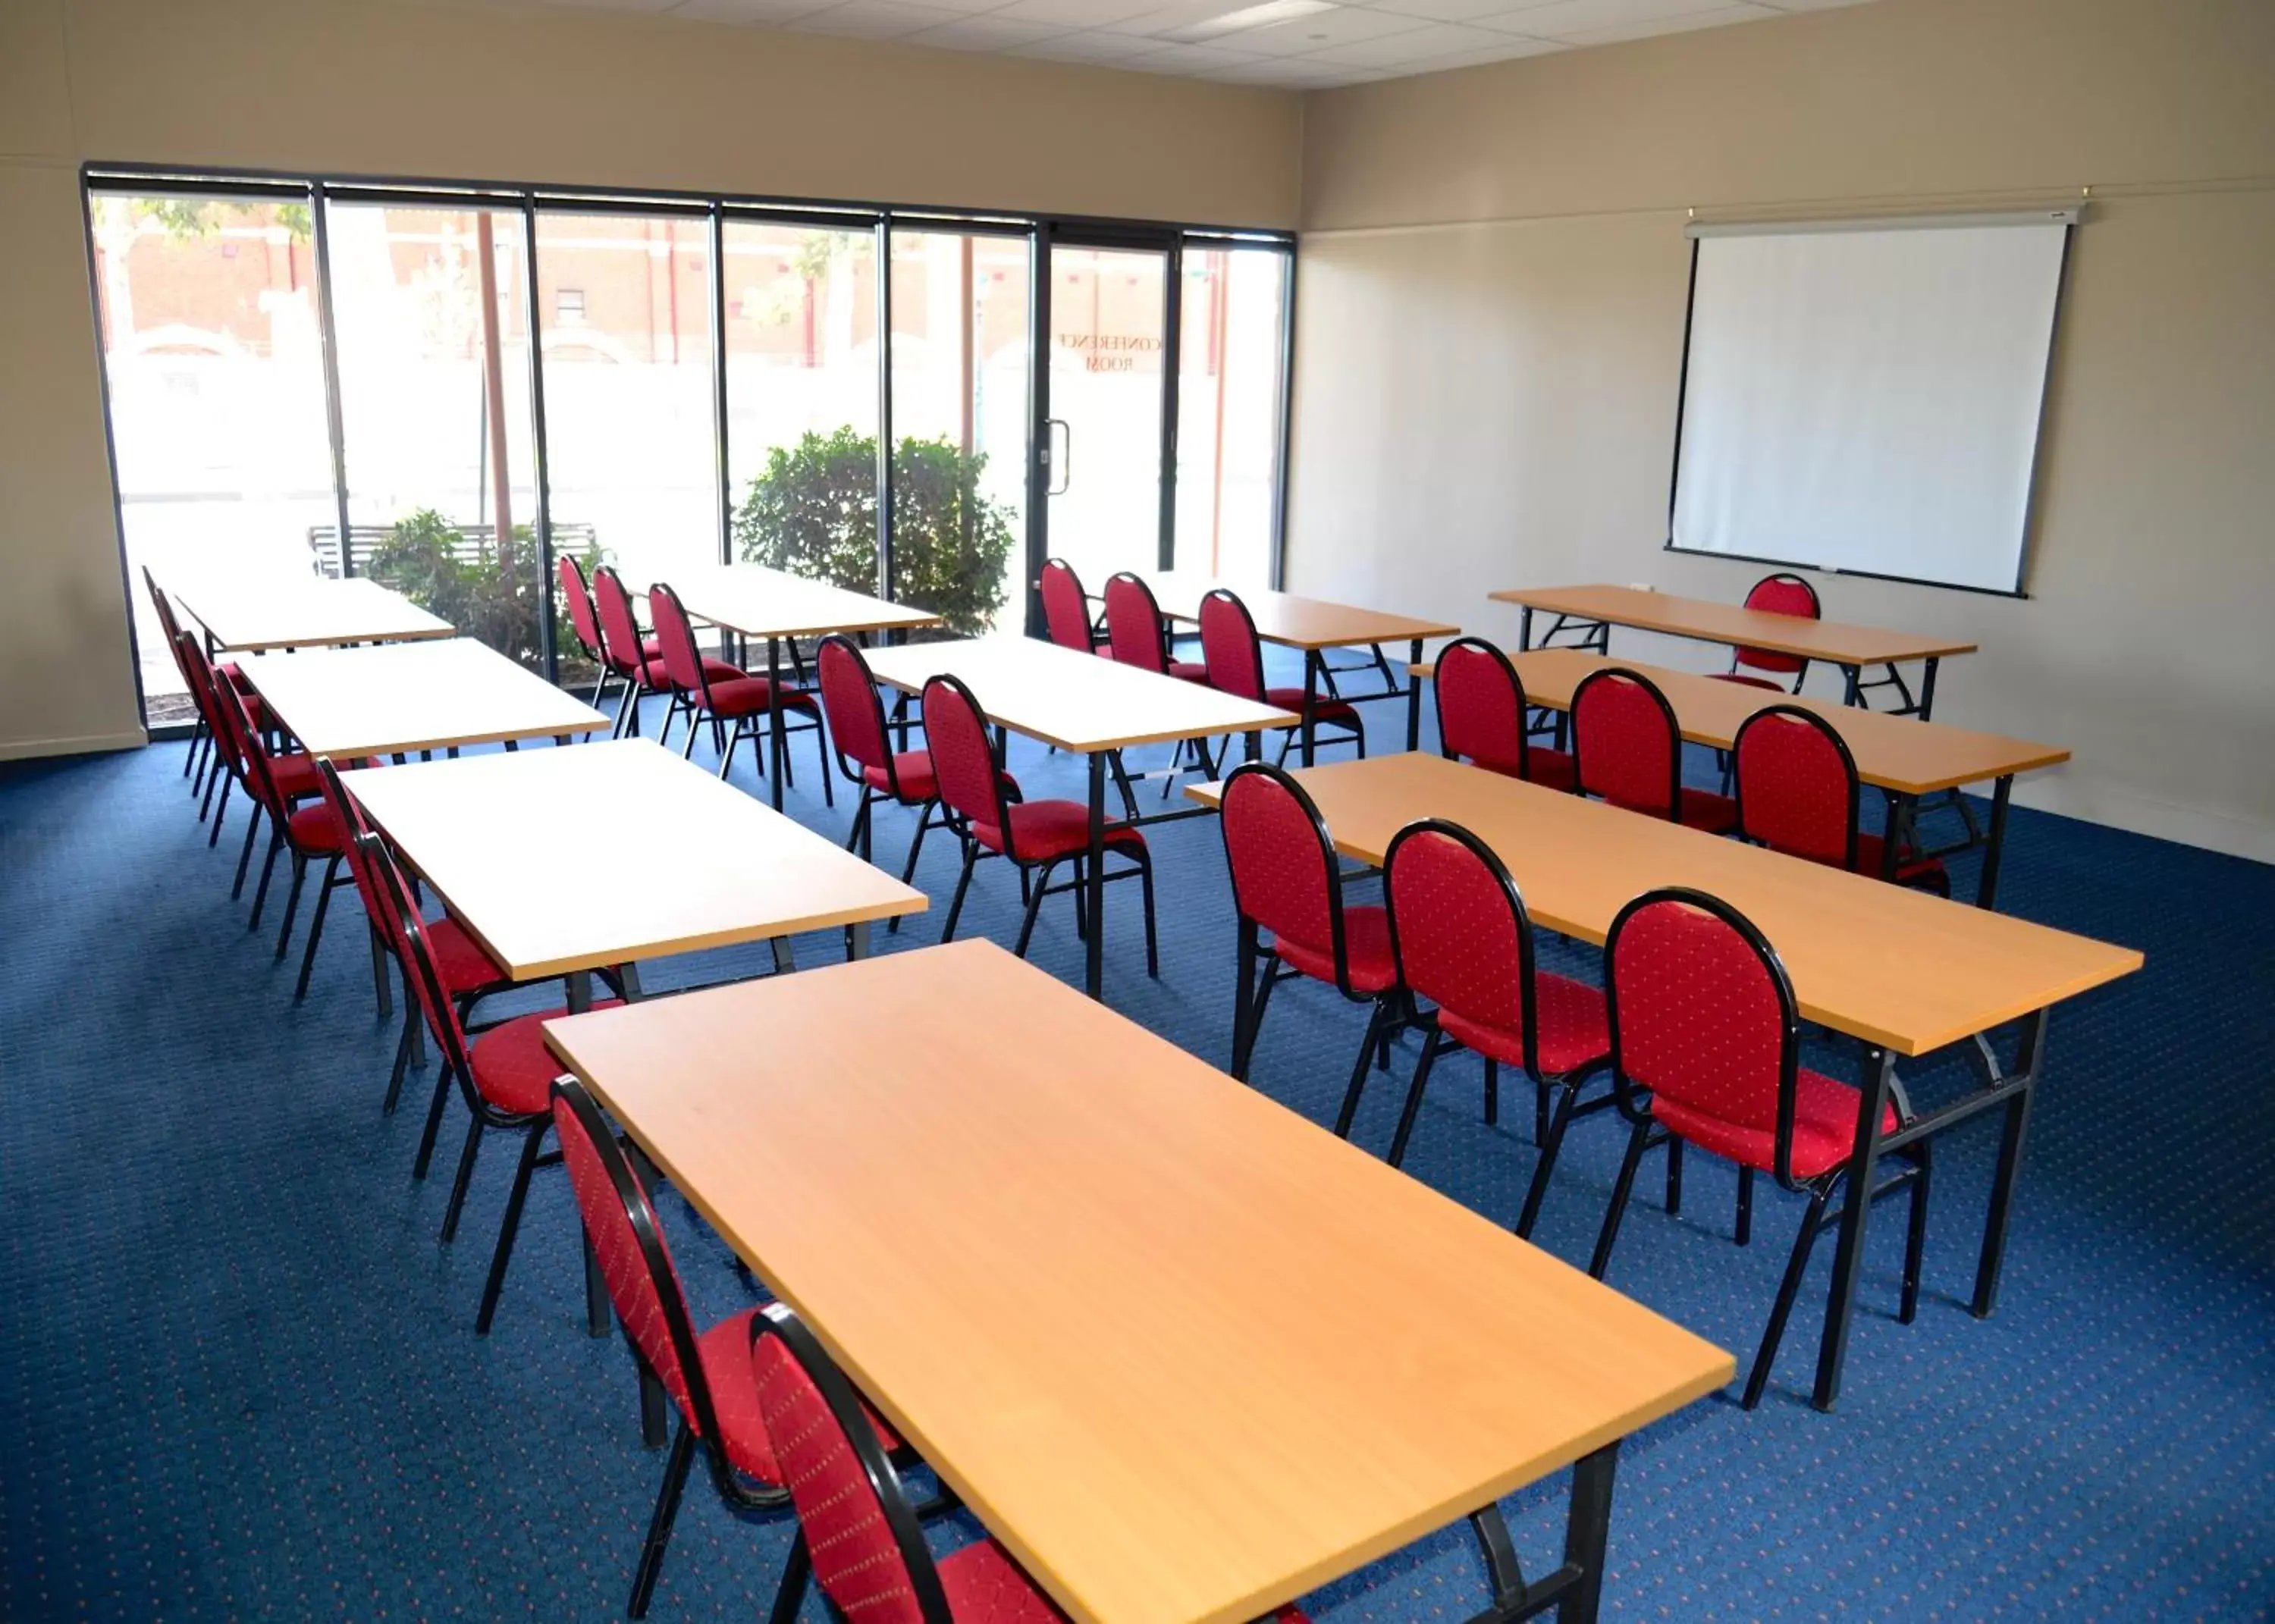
1668 210 2076 594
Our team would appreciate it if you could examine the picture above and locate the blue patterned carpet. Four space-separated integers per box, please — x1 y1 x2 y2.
2 683 2271 1622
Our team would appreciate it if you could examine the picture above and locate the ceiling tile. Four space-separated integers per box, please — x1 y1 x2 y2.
1097 0 1256 37
988 0 1163 24
1222 5 1430 55
1469 0 1730 37
1009 26 1173 56
907 11 1078 44
1555 0 1774 43
1128 39 1285 65
1204 55 1380 84
1360 0 1553 22
1294 19 1523 64
790 0 974 37
1398 32 1564 67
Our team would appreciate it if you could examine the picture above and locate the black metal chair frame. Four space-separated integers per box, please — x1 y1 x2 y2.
1218 762 1403 1111
1373 820 1613 1232
174 630 253 855
1200 587 1367 770
1589 886 1931 1410
649 582 831 800
1731 705 1950 897
925 673 1159 976
211 671 354 978
558 554 641 716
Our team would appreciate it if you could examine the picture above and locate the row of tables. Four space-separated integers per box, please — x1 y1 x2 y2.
158 560 2138 1624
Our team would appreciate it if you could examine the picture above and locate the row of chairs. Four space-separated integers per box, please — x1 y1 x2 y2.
1216 761 1929 1411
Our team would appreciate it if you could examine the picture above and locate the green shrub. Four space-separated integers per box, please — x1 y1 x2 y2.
731 426 1016 637
367 507 601 672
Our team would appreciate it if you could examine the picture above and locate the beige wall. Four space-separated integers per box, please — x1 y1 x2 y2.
1288 0 2275 860
0 0 1301 759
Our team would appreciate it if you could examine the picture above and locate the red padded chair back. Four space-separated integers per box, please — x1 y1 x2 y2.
1384 819 1538 1072
315 757 386 923
1197 589 1267 702
212 670 291 820
551 1076 730 1453
1039 558 1094 654
1433 637 1528 777
752 1304 952 1624
815 634 891 780
1219 762 1354 989
1605 888 1803 1184
646 583 708 698
921 675 1012 842
589 565 646 679
143 567 196 680
174 632 246 779
1734 573 1820 677
558 555 604 660
360 829 477 1077
1732 706 1860 871
1571 668 1680 820
1102 572 1171 674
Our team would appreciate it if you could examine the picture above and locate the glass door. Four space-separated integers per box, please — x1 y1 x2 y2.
1039 238 1172 604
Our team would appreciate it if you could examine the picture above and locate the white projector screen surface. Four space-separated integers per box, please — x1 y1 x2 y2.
1670 218 2069 593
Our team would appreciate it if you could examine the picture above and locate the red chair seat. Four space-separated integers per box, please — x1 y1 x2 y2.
1525 746 1577 792
270 751 375 801
1851 833 1950 893
702 675 823 720
469 1000 624 1115
285 801 347 854
1708 672 1788 692
429 916 509 995
1436 970 1609 1080
1655 1065 1899 1181
863 751 1018 807
1677 787 1739 832
632 654 742 691
972 799 1145 864
1273 902 1396 996
1263 687 1360 725
698 1307 905 1484
936 1538 1078 1624
1169 660 1210 684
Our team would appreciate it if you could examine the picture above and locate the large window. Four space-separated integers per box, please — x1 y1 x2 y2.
91 188 333 720
86 170 1292 726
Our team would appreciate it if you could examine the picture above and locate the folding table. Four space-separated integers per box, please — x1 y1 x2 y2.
1410 646 2068 908
665 564 944 810
168 571 454 654
1131 572 1460 759
1188 751 2142 1410
238 638 609 761
1490 584 1976 719
544 939 1734 1624
861 637 1294 998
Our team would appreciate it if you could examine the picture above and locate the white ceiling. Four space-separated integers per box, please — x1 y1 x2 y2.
506 0 1876 89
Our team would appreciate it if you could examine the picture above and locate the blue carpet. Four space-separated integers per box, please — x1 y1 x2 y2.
2 680 2271 1622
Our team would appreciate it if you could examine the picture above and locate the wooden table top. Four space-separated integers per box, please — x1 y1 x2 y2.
1491 585 1977 666
1137 572 1460 651
170 572 455 654
862 636 1297 754
239 638 609 760
1188 754 2139 1056
665 564 945 641
544 939 1733 1624
347 738 924 979
1412 647 2066 797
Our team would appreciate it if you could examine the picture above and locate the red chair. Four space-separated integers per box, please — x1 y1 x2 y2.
923 673 1156 973
753 1300 1310 1624
314 758 513 1107
142 565 258 807
1375 820 1611 1231
1103 571 1207 682
1040 556 1105 654
1432 635 1575 791
1732 706 1949 895
1219 762 1399 1102
558 555 638 712
361 830 626 1321
1712 572 1820 694
1200 589 1364 767
592 563 731 741
817 635 1020 911
172 629 257 855
552 1078 935 1619
648 582 829 798
1589 888 1930 1409
1571 666 1736 832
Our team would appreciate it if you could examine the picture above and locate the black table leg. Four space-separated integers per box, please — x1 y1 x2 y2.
1977 774 2014 910
1812 1046 1895 1411
1230 916 1257 1076
767 635 786 810
1561 1440 1623 1624
1974 1008 2047 1318
1519 606 1534 652
1084 750 1106 999
1404 637 1423 751
1843 663 1863 707
1881 790 1908 880
1301 650 1320 767
1919 657 1941 721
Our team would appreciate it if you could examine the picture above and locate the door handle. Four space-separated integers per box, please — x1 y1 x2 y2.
1044 418 1071 496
